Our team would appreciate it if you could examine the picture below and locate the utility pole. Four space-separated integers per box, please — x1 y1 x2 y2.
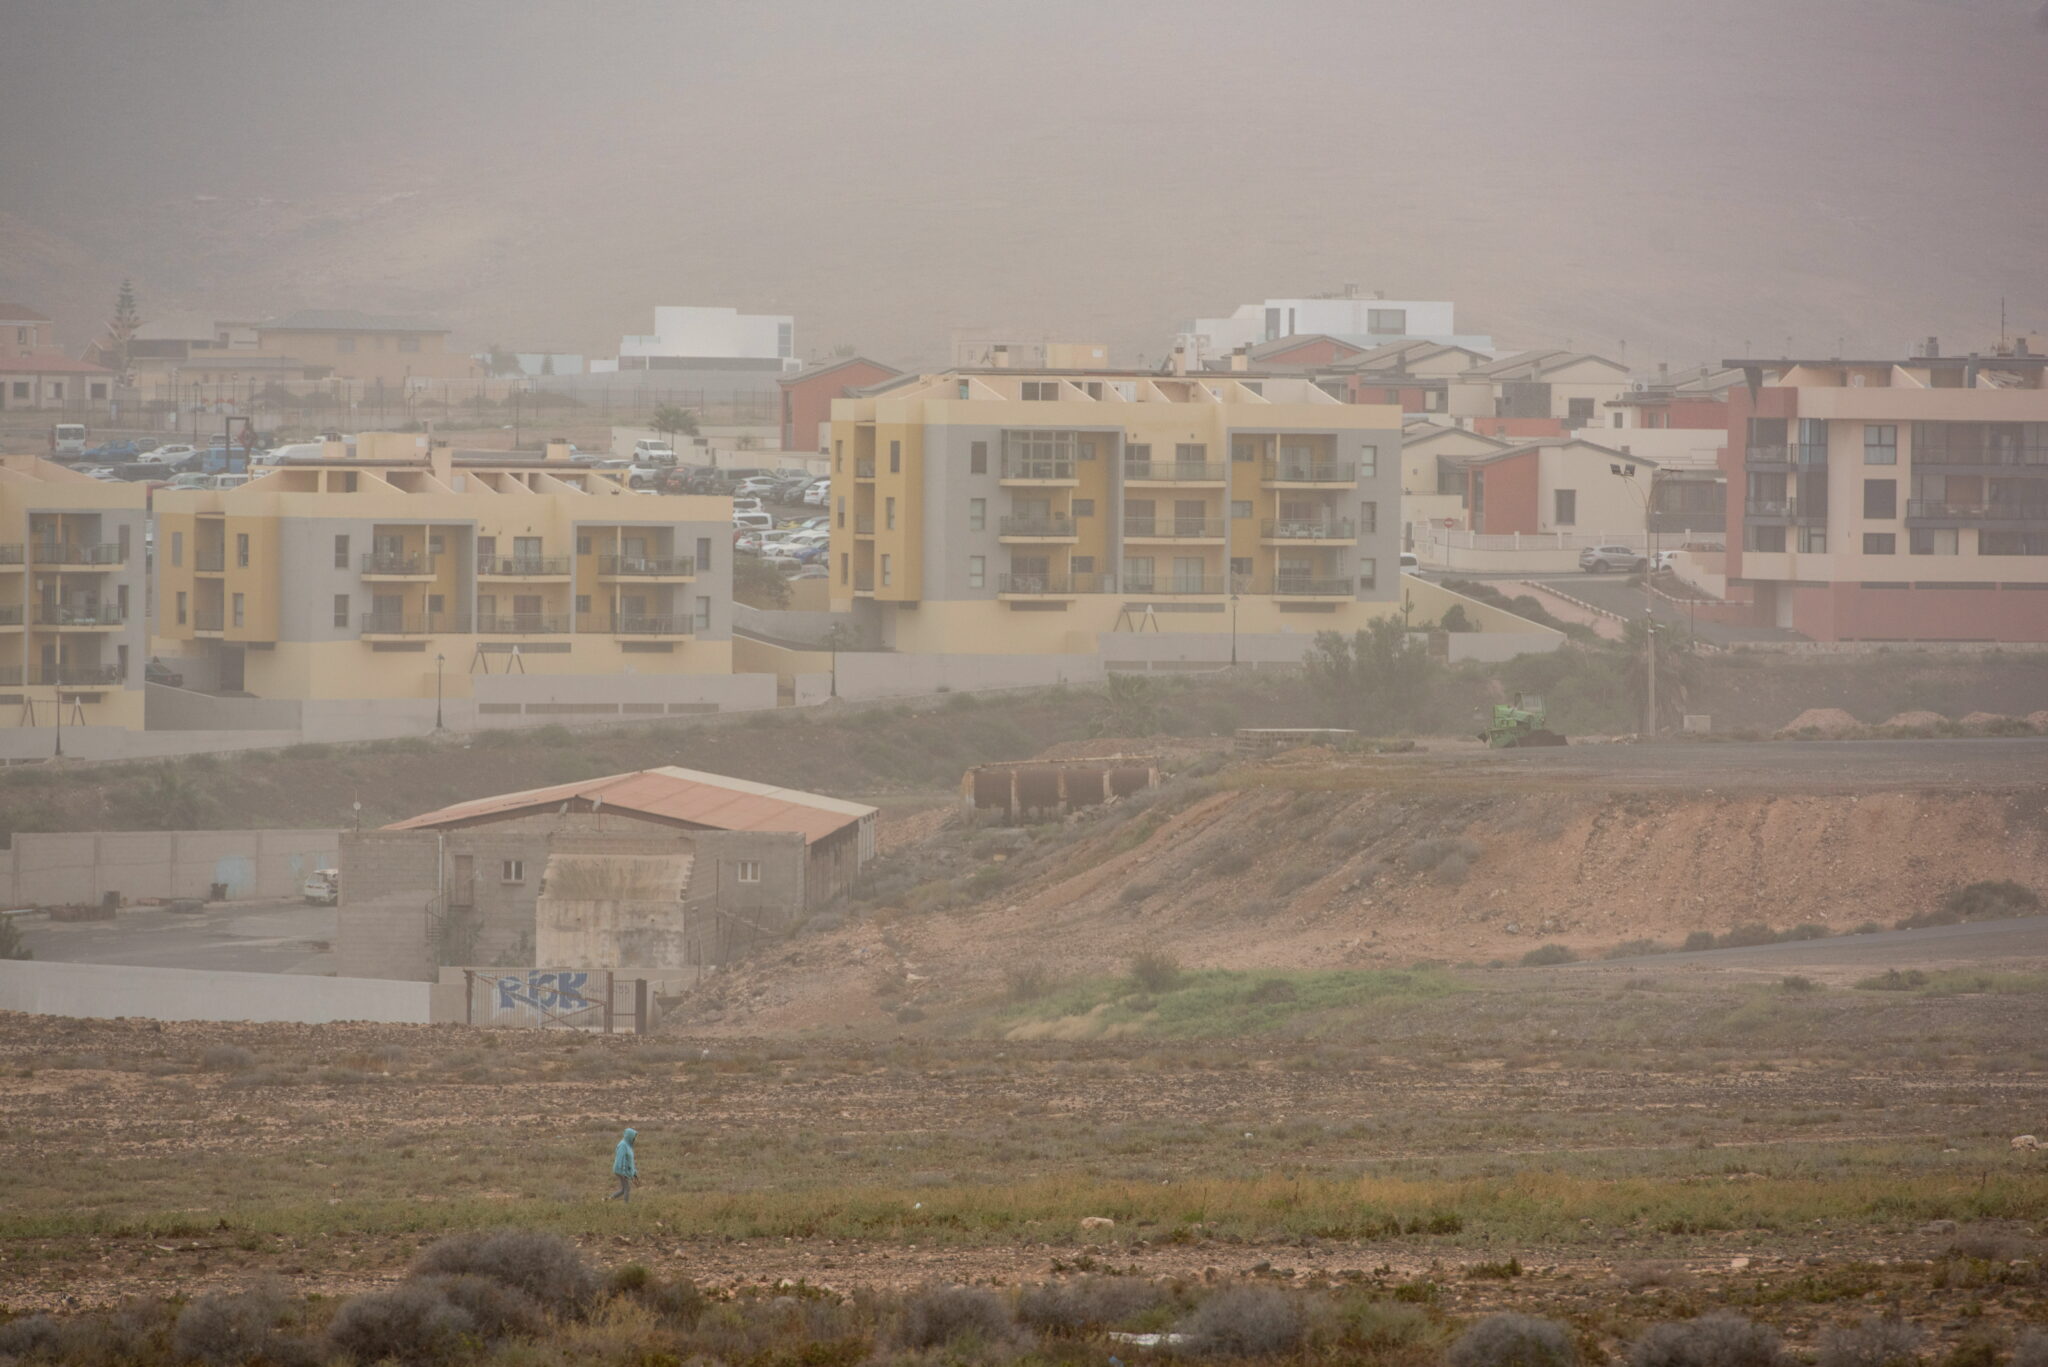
434 652 446 731
1644 609 1657 738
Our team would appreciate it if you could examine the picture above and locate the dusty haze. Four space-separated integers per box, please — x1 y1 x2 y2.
3 0 2044 368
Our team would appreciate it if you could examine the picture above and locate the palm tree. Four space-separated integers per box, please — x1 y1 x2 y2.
651 404 698 443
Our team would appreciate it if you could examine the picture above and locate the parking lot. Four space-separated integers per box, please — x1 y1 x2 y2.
14 896 336 975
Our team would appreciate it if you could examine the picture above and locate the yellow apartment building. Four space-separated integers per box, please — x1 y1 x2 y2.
0 455 149 735
825 369 1406 653
154 436 736 702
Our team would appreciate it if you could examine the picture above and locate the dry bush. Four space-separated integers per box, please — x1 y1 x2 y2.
1816 1317 1922 1367
174 1282 316 1367
327 1283 475 1364
1630 1312 1784 1367
419 1274 545 1342
1207 845 1254 875
1128 948 1183 993
1004 961 1054 1001
412 1229 598 1315
895 1284 1014 1349
1451 1313 1579 1367
0 1314 62 1359
1950 1227 2039 1262
201 1044 255 1072
1180 1285 1312 1358
1120 881 1161 906
1017 1276 1166 1333
2015 1330 2048 1367
1407 835 1482 874
1521 944 1576 967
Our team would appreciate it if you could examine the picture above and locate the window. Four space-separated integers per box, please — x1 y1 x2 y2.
1798 525 1827 553
1981 532 2048 555
967 497 984 531
839 553 849 583
333 534 348 568
333 594 349 627
736 860 762 883
957 379 970 399
880 554 892 587
1231 500 1252 519
1910 528 1958 556
1864 424 1897 464
1863 479 1897 520
48 382 63 401
1359 444 1377 477
1554 489 1577 526
1796 418 1830 464
1229 556 1252 582
431 533 449 554
885 496 897 530
9 382 25 399
834 439 843 471
1129 443 1154 467
501 860 525 883
1361 501 1377 534
1264 307 1283 340
696 595 710 631
1022 381 1057 401
175 590 187 626
1367 308 1407 335
231 593 245 628
889 440 901 473
575 594 591 614
577 535 592 556
1863 533 1897 555
1073 498 1094 517
967 555 985 589
233 533 249 567
1567 397 1596 426
428 594 446 615
1613 412 1625 428
90 382 107 400
970 440 988 474
1359 557 1377 589
335 336 356 353
776 322 792 359
1174 443 1207 466
170 531 183 568
1746 523 1787 552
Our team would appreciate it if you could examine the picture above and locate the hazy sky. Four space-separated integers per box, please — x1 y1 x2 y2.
4 0 2044 369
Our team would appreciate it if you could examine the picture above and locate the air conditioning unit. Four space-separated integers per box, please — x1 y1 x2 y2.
1631 380 1648 392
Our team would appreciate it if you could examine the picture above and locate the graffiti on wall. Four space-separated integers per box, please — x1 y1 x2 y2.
495 971 592 1013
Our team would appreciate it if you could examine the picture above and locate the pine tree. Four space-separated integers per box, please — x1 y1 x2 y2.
109 279 141 382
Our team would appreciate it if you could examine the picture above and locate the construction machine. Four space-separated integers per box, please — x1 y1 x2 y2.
1481 693 1567 748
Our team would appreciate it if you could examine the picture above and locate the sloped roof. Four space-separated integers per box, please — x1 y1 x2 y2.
385 765 874 843
1466 437 1659 468
1245 333 1367 360
1403 424 1513 452
1468 349 1627 380
0 355 111 374
778 355 901 389
259 308 447 333
0 303 51 321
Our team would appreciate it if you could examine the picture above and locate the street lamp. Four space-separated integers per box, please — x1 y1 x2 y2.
1229 578 1240 666
1610 462 1657 736
434 651 445 731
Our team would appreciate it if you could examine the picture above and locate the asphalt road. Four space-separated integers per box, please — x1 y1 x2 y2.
16 897 336 974
1399 735 2048 793
1573 913 2048 979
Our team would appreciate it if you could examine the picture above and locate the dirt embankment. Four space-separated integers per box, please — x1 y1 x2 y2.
683 779 2048 1034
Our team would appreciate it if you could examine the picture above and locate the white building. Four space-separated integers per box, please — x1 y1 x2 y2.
1177 291 1490 365
608 306 796 374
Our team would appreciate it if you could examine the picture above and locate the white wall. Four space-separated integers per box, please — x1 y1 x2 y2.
0 959 434 1024
620 307 793 363
0 829 341 906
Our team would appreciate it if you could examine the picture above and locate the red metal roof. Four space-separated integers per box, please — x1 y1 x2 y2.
384 766 872 843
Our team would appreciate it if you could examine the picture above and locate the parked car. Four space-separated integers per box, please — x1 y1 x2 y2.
733 510 774 532
632 439 678 464
787 563 829 580
1399 552 1420 572
50 424 88 458
144 658 184 687
734 476 782 499
731 496 764 513
1651 549 1679 573
803 480 831 507
302 869 339 906
83 439 140 460
1579 544 1648 574
141 444 197 465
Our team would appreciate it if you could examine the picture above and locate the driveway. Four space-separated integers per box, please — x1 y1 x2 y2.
1526 573 1804 646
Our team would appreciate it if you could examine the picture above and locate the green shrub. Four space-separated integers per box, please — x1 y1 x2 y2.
1017 1276 1165 1334
1129 948 1183 993
1004 961 1054 1001
1521 944 1576 967
1715 923 1779 949
173 1285 313 1367
1451 1312 1577 1367
201 1044 256 1072
1857 969 1929 992
1604 938 1668 959
1942 880 2040 922
1778 975 1819 994
1683 931 1716 952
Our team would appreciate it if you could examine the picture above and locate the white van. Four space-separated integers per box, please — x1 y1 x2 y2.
632 439 677 464
51 424 88 457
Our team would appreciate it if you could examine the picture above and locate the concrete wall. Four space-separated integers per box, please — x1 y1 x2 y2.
0 828 341 907
335 830 443 981
536 851 693 970
0 958 434 1024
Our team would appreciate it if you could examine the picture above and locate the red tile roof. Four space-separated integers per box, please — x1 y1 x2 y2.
0 304 51 321
384 765 874 844
0 356 112 374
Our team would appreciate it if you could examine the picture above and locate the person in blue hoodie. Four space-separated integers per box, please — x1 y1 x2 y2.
606 1127 638 1202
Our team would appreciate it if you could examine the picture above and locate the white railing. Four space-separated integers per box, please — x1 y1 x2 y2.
1413 527 1695 555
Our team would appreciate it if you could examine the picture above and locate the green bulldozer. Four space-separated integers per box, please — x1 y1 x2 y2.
1481 692 1568 748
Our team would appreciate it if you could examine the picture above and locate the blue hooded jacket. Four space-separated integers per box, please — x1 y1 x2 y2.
613 1128 638 1178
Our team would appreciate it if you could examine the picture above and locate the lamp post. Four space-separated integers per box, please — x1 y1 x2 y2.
1610 461 1656 736
434 651 445 731
1229 580 1240 666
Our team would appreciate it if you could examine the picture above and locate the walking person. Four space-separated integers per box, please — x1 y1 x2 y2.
606 1126 638 1202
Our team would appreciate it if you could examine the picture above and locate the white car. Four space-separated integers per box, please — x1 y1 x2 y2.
1651 550 1679 573
632 439 677 463
733 510 773 532
1399 552 1420 572
803 481 830 507
731 496 764 513
734 476 782 498
142 444 197 465
302 869 339 906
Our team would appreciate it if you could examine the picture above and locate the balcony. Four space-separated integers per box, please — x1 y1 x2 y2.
32 664 125 688
582 613 691 638
598 554 695 580
997 572 1092 599
854 459 877 479
853 571 875 594
999 457 1077 485
1263 459 1357 486
1906 500 2048 526
1263 577 1355 599
1122 576 1225 596
0 665 20 685
1261 517 1356 542
1122 516 1225 541
32 542 124 568
854 515 875 535
1743 499 1792 519
34 603 126 629
478 555 572 579
0 544 26 568
361 611 468 638
1744 444 1793 471
195 547 226 572
476 613 571 635
193 609 225 635
0 605 20 626
1124 460 1225 484
361 551 436 580
998 513 1077 541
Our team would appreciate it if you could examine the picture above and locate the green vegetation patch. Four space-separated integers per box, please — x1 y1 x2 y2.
1854 968 2048 996
996 967 1460 1040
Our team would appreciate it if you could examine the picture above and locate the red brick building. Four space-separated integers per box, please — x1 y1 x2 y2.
779 357 900 453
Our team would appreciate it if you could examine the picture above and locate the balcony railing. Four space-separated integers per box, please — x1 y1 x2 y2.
0 545 22 566
854 515 876 534
1123 517 1225 539
194 547 225 572
1914 447 2048 468
1264 577 1355 597
0 605 20 625
599 554 695 577
581 613 691 636
1263 459 1357 483
361 551 433 575
1744 499 1791 518
854 459 877 478
998 513 1076 537
476 613 571 635
361 611 469 636
1000 457 1076 481
1261 518 1356 540
478 554 571 577
193 609 224 632
998 573 1101 595
34 603 125 627
1745 444 1792 466
32 664 125 687
0 665 20 685
33 542 124 566
1124 460 1225 482
1122 575 1226 596
1906 500 2048 523
853 571 875 591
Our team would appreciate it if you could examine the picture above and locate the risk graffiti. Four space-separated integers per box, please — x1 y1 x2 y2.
495 971 592 1012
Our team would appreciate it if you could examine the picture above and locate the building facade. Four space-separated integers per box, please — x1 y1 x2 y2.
825 369 1404 654
154 435 736 699
251 309 471 385
779 356 901 454
1177 291 1490 364
0 456 149 733
0 357 115 414
0 304 63 360
1465 439 1657 538
612 306 796 372
1722 354 2048 641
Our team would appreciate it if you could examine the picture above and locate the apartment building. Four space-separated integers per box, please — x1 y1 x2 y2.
251 309 471 385
824 369 1403 654
1722 353 2048 641
0 456 149 732
155 436 736 699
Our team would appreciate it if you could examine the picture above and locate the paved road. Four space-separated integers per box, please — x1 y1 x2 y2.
15 897 336 974
1571 914 2048 978
1390 735 2048 793
1526 573 1803 646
